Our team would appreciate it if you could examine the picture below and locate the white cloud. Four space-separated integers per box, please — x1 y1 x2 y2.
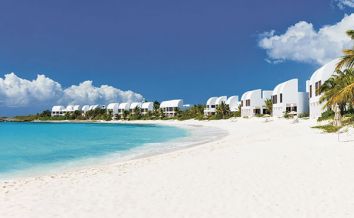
0 73 144 108
0 73 62 107
258 13 354 65
335 0 354 9
60 81 143 105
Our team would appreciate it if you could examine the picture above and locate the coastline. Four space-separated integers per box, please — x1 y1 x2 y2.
0 120 227 180
1 118 354 217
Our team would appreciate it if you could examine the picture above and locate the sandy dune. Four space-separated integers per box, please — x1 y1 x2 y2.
1 118 354 218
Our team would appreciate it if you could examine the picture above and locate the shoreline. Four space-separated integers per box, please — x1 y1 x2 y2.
2 118 354 218
0 119 228 180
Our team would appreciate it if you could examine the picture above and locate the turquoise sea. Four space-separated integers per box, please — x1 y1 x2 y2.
0 122 188 175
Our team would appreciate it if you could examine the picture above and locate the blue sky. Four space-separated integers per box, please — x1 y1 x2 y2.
0 0 353 116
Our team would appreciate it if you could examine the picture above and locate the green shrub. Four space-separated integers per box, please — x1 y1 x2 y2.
298 112 309 118
312 125 341 133
317 110 334 122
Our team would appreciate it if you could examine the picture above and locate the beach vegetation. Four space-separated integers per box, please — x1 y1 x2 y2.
318 29 354 126
298 112 309 118
335 30 354 71
312 125 341 133
215 102 231 119
264 98 273 115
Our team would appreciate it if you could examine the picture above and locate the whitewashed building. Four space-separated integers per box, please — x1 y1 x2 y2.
204 97 218 116
241 89 272 117
88 105 106 110
215 96 227 107
129 102 143 114
204 96 239 116
82 105 90 113
118 102 131 115
272 79 309 117
226 96 239 112
65 105 81 113
106 103 119 115
51 105 66 117
141 102 154 115
160 99 184 117
307 59 340 119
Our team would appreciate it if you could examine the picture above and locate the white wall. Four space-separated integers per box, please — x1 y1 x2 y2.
241 90 271 117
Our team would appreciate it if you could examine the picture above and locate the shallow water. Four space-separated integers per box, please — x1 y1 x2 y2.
0 122 188 174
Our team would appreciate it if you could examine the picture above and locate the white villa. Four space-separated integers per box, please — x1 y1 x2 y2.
65 105 81 113
88 105 106 110
82 105 90 113
204 96 239 116
160 99 184 117
272 79 309 117
106 103 119 115
141 102 154 115
204 96 227 116
241 89 272 117
204 97 218 116
118 102 131 115
226 96 239 112
307 59 339 119
129 102 143 114
51 105 66 117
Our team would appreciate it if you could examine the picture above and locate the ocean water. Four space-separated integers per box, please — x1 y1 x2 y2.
0 122 188 175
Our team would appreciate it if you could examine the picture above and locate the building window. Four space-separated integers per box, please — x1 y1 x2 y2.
315 80 322 96
309 85 312 98
280 94 283 103
246 100 250 106
272 95 277 104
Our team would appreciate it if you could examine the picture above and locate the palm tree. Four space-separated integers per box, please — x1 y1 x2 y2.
216 102 230 119
320 29 354 114
264 98 273 115
320 68 354 110
336 30 354 70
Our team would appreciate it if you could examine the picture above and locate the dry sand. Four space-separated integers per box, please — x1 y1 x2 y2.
1 118 354 218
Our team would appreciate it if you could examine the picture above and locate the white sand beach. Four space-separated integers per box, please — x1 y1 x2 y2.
1 118 354 218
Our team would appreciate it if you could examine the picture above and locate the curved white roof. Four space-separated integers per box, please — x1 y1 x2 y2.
118 102 131 110
51 105 65 111
215 96 227 105
130 102 142 109
89 105 99 110
309 59 340 84
142 102 154 109
272 79 297 95
73 105 81 111
241 91 250 101
226 96 238 104
206 97 218 105
82 105 90 111
65 105 75 111
107 103 119 110
160 99 183 108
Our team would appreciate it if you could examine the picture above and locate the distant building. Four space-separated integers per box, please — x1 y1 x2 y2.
106 103 119 115
141 102 154 115
118 103 131 115
129 102 143 114
65 105 81 113
51 105 66 117
307 59 340 119
225 96 239 112
160 99 184 117
82 105 90 113
204 97 218 116
204 96 239 116
272 79 308 117
241 89 272 117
